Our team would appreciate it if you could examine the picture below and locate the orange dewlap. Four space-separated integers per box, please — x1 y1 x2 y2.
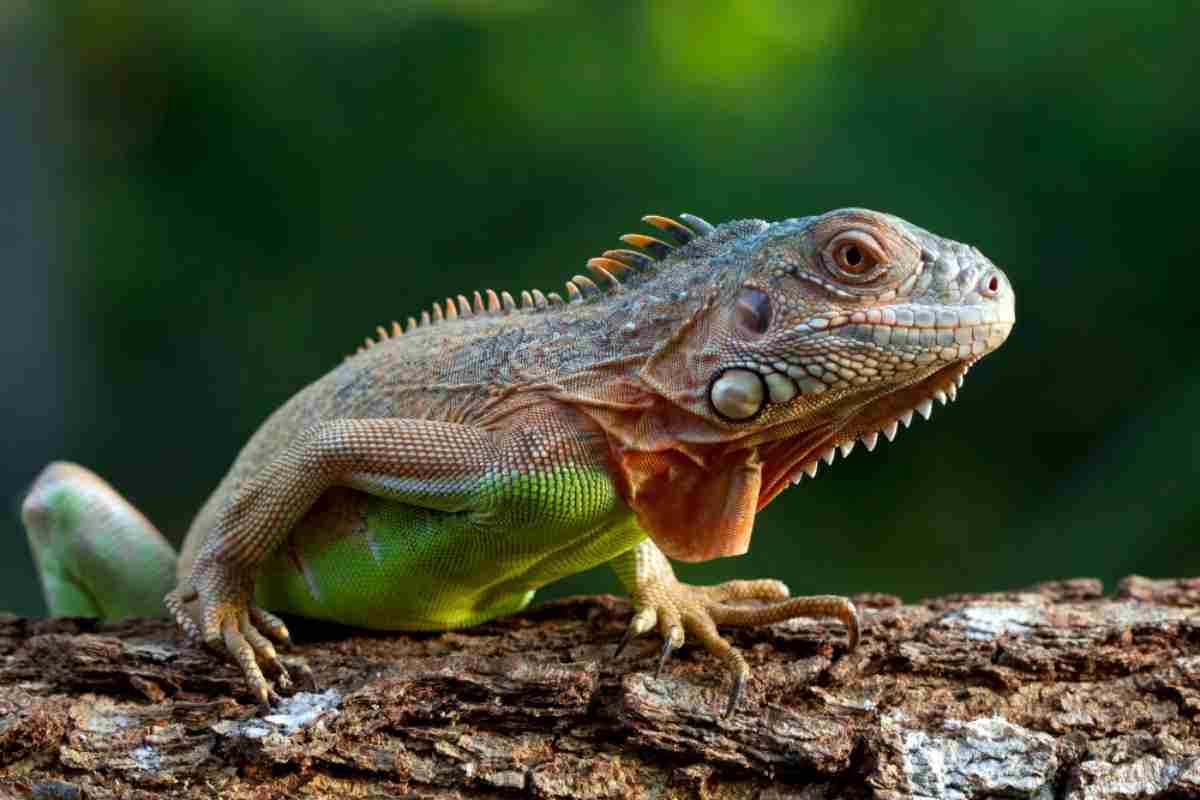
613 447 760 562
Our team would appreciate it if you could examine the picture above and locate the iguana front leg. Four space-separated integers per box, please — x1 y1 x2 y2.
169 418 504 705
610 539 859 716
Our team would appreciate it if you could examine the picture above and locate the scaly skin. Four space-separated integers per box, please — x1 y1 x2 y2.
22 209 1014 714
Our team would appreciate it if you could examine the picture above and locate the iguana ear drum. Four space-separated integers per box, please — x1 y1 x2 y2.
710 368 766 421
735 287 772 335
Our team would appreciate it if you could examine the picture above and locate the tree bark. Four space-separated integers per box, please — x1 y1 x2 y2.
1 576 1198 798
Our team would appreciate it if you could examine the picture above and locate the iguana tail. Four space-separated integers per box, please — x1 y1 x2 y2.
21 462 177 620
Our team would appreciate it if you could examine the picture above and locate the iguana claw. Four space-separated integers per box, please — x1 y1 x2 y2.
725 671 746 719
612 626 636 660
654 636 674 678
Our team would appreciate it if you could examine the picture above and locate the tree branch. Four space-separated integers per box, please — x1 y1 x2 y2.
2 576 1199 798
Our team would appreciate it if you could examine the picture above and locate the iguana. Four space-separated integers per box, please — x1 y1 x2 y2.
22 209 1015 715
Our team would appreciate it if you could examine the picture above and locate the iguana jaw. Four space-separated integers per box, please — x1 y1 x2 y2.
754 358 974 508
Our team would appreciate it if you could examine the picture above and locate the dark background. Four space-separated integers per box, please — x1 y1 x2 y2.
3 2 1198 617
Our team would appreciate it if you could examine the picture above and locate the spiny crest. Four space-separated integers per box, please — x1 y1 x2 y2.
353 212 716 355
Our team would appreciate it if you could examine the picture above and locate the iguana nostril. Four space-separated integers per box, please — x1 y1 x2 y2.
980 271 1002 297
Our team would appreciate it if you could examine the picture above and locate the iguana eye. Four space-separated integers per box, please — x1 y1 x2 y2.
735 287 772 335
824 231 888 284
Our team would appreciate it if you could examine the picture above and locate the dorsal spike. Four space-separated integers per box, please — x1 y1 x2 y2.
520 290 534 309
500 291 517 312
565 282 584 303
532 289 548 308
444 298 458 320
620 233 673 260
587 257 632 281
457 294 472 316
363 336 374 349
376 326 389 341
571 275 600 297
642 214 694 246
547 292 565 306
420 310 432 327
432 302 445 323
406 317 418 332
603 249 653 271
485 289 501 312
679 213 716 235
391 321 403 336
473 291 485 314
585 261 622 289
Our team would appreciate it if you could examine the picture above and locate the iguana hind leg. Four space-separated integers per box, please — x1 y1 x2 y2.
22 462 177 620
610 539 859 717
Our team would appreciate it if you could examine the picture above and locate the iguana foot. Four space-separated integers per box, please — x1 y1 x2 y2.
166 556 295 707
613 541 859 717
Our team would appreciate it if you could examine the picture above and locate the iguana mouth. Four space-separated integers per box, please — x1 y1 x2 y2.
755 359 974 508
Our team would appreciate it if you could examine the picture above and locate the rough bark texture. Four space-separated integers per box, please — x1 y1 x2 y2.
2 576 1199 799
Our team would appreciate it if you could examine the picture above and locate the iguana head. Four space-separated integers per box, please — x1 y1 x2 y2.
608 209 1015 561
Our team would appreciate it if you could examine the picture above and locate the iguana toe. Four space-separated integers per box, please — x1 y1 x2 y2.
250 607 293 649
164 585 202 644
613 606 657 659
707 594 861 652
700 578 790 604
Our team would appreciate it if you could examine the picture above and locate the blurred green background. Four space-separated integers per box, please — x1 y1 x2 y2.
3 1 1198 617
